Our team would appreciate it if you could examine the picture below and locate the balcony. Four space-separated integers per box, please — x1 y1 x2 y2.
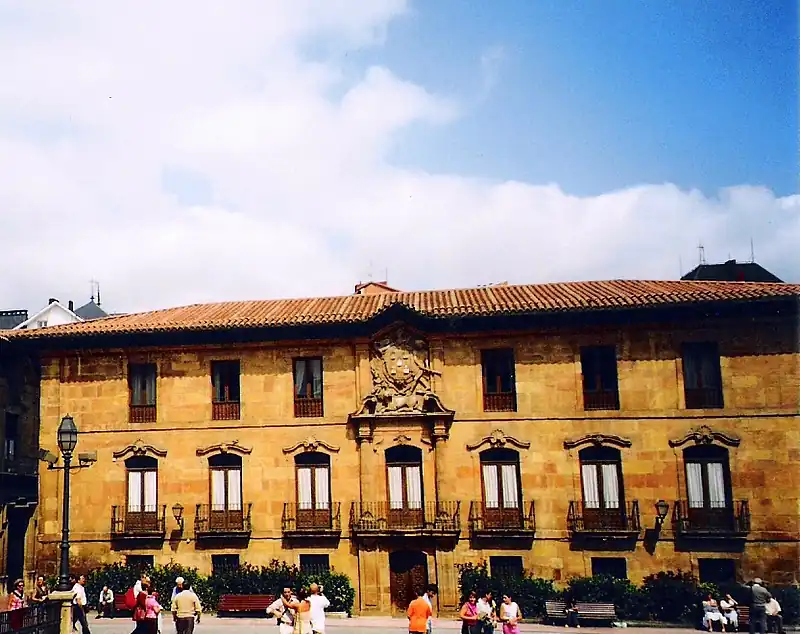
567 501 641 535
129 404 157 423
282 502 342 537
195 504 252 538
684 387 724 409
212 401 240 420
468 501 535 537
349 501 461 537
0 454 37 505
111 506 166 538
582 389 620 411
483 392 516 412
673 499 750 537
294 397 323 418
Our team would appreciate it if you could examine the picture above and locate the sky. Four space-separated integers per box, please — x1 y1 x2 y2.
0 0 797 314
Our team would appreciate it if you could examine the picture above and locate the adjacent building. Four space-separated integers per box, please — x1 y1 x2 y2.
6 279 800 614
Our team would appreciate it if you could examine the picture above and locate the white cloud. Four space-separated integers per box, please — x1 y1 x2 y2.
0 1 796 315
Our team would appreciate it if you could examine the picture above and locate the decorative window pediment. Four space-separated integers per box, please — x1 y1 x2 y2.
563 433 632 451
196 440 253 457
283 435 340 455
466 429 530 452
668 425 740 449
112 439 167 461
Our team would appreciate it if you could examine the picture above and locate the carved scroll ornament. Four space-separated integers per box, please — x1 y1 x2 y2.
668 425 741 448
563 433 633 450
196 440 253 457
112 439 167 461
282 435 340 455
466 429 531 452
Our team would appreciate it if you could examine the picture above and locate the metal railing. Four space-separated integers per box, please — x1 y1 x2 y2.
282 502 342 533
582 389 620 411
468 500 535 534
349 501 461 534
195 503 252 535
0 601 61 634
212 401 240 420
672 499 750 535
567 500 640 533
294 397 323 418
111 505 166 537
129 404 157 423
684 387 724 409
0 454 37 476
482 392 516 412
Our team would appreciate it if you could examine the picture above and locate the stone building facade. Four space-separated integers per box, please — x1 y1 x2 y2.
9 280 800 614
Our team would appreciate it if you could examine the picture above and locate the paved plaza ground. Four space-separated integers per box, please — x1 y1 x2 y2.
82 615 706 634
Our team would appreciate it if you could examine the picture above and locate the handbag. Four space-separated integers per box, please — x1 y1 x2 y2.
133 605 147 622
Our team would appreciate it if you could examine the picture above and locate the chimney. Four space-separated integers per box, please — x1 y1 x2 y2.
68 300 74 311
48 298 58 305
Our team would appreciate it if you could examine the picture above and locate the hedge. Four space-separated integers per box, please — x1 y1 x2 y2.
457 563 799 625
59 560 355 615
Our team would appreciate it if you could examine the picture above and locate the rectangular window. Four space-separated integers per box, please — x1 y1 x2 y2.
128 363 157 422
293 358 323 417
682 342 724 409
126 555 154 571
490 556 523 580
591 557 627 579
580 345 620 410
698 559 737 585
299 554 330 575
211 554 240 575
127 469 158 512
481 348 516 412
211 360 241 420
3 413 19 461
211 468 243 511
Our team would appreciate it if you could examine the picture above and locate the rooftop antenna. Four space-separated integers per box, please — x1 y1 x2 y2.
96 282 101 307
697 242 706 265
750 237 755 263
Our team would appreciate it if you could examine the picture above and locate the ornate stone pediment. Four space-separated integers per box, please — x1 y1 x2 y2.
668 425 740 449
563 433 633 450
282 435 340 455
352 324 452 417
196 440 252 457
112 439 167 460
466 429 530 452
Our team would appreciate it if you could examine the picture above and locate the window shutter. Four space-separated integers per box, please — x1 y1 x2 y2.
581 464 600 508
314 467 330 510
686 462 704 508
297 467 312 509
501 464 519 509
482 465 499 508
143 470 157 510
128 472 142 512
388 466 404 509
211 470 226 509
227 469 242 511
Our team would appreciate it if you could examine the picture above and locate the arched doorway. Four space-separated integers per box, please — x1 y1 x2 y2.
389 550 428 613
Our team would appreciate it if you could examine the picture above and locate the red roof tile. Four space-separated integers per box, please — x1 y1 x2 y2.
5 280 798 341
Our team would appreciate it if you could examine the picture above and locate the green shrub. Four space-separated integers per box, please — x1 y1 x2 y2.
456 561 558 618
640 570 715 623
771 586 799 625
566 575 649 620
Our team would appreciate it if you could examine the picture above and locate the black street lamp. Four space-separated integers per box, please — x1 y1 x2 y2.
39 415 96 592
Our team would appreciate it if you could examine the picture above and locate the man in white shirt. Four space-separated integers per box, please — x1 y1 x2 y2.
423 584 438 634
97 586 114 619
765 597 784 634
267 587 297 634
71 574 91 634
307 583 330 634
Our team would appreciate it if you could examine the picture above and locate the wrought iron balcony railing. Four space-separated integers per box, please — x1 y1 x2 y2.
349 501 461 535
195 504 252 537
212 401 240 420
582 389 620 411
282 502 342 535
482 392 516 412
294 397 324 418
129 404 157 423
111 505 166 537
468 500 535 536
684 387 724 409
672 499 750 536
567 500 640 534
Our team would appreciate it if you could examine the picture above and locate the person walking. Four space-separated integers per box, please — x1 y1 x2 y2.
423 584 438 634
6 578 26 631
498 594 522 634
460 591 480 634
72 574 92 634
307 583 330 634
144 586 162 634
408 589 433 634
476 591 496 634
170 578 185 604
31 576 49 605
170 580 202 634
267 587 297 634
749 578 771 634
282 588 312 634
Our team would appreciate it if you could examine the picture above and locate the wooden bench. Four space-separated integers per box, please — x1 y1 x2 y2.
545 600 617 624
217 594 275 617
113 594 130 615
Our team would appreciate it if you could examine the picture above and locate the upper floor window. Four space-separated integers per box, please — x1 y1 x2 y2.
480 448 521 526
126 456 158 515
684 445 731 511
3 413 19 461
211 360 241 420
128 363 157 423
579 445 624 511
209 454 243 512
481 348 516 412
293 358 323 418
386 445 423 527
682 342 723 409
580 346 620 410
295 452 331 529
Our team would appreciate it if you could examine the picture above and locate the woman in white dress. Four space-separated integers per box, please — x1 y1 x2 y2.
702 594 727 632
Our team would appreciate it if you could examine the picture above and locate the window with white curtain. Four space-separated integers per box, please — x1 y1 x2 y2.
684 445 731 509
295 452 331 510
208 454 243 511
385 445 424 510
480 448 521 510
578 446 624 510
125 456 158 512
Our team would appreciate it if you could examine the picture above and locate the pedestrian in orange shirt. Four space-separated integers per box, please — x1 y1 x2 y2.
408 588 433 634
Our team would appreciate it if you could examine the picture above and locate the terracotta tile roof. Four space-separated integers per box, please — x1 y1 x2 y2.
5 280 799 341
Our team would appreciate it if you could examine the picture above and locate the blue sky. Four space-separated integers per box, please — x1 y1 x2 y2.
357 1 797 196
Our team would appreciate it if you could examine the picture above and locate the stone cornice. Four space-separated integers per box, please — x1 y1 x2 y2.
196 440 253 457
112 439 167 460
282 435 340 455
563 433 633 450
466 429 530 452
668 425 741 449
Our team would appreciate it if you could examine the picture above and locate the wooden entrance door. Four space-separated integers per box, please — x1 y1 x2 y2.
389 551 428 613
